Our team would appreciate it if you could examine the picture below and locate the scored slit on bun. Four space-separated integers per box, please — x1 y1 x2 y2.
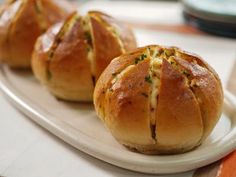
32 11 137 102
0 0 73 68
94 45 223 154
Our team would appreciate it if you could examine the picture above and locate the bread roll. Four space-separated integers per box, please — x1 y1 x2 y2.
32 11 137 102
0 0 73 68
94 45 223 154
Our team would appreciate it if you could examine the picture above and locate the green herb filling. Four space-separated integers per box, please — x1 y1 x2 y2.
145 75 152 84
134 54 147 64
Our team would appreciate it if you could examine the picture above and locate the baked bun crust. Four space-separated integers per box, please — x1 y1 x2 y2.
94 45 223 154
32 11 137 101
0 0 73 68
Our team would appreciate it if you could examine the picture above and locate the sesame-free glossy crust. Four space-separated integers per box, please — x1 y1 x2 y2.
48 17 94 101
94 47 147 119
32 11 137 101
89 11 136 80
173 57 223 140
0 0 73 68
155 59 203 153
106 59 154 146
31 22 63 83
94 45 224 154
7 0 42 67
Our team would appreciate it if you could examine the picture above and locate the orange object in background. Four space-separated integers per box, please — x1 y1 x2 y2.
218 151 236 177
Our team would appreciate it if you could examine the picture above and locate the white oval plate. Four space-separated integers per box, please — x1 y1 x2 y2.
0 65 236 174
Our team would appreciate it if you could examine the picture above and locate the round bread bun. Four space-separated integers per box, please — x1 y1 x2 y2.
0 0 73 68
94 45 223 154
31 11 137 102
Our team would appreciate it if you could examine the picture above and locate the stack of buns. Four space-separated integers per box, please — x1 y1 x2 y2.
0 0 224 155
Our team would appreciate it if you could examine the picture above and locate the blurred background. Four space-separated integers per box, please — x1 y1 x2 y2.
77 0 236 38
0 0 235 37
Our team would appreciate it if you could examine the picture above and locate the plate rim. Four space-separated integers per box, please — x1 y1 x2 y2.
0 65 235 174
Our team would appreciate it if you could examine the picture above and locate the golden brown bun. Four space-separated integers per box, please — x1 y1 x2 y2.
32 11 137 102
94 45 223 154
0 0 73 68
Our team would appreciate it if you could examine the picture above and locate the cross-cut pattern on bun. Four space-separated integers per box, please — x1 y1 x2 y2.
32 11 137 102
0 0 73 68
94 45 223 154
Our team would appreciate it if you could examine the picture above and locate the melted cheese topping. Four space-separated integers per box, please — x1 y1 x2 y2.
81 16 95 76
34 0 48 32
148 47 162 126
